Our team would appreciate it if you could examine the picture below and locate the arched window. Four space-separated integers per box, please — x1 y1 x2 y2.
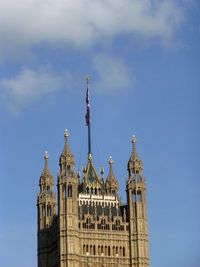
83 245 85 254
95 188 97 195
47 205 51 217
101 245 103 255
42 205 46 217
108 246 111 256
93 245 96 255
63 185 66 198
68 184 72 197
137 191 142 202
123 247 125 257
132 190 137 202
67 165 70 176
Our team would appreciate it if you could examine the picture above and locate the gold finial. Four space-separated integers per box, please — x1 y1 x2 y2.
44 150 49 160
88 153 92 161
64 129 69 138
132 135 137 144
109 156 113 164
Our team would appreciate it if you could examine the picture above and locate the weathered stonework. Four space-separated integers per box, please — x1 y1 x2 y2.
37 131 150 267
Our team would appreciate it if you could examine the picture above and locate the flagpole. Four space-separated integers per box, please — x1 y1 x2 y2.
85 76 91 156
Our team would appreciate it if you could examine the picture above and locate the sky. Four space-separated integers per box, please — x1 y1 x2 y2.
0 1 199 266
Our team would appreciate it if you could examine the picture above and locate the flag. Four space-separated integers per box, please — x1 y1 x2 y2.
85 87 90 126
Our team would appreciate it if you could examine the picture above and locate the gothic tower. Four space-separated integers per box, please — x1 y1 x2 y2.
37 81 150 267
57 129 79 267
126 135 150 267
37 151 57 267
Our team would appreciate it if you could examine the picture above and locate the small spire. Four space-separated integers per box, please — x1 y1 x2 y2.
106 156 119 193
61 129 73 157
44 150 49 171
128 134 143 174
131 135 137 156
41 150 53 180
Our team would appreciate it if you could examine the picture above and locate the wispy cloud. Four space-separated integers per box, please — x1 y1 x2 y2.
0 0 186 55
0 66 69 113
92 53 134 93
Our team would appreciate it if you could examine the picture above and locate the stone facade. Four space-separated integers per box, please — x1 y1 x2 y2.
37 131 150 267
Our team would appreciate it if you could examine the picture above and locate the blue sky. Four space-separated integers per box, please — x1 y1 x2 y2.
0 1 199 266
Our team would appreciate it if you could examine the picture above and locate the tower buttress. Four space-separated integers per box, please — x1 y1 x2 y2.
57 129 79 267
37 151 56 267
126 135 150 267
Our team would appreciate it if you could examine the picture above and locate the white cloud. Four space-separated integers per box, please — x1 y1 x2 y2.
0 66 69 112
0 0 185 54
92 53 134 93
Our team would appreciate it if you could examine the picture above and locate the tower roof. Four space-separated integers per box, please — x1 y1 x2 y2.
40 151 54 186
106 156 119 191
61 129 74 158
83 154 101 186
128 135 143 174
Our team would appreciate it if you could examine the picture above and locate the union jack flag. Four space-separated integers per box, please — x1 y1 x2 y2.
85 87 90 126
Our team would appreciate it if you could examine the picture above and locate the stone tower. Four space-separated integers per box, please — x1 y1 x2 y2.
57 129 79 267
37 83 150 267
37 133 150 267
127 135 150 267
37 151 57 267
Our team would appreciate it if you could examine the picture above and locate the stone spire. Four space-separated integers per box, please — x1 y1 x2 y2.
105 156 119 195
59 129 74 175
128 135 143 176
39 151 54 192
38 151 56 231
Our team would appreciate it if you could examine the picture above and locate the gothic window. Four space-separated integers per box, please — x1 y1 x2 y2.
98 245 100 255
42 205 46 217
132 190 137 202
105 246 108 256
63 185 66 198
108 246 111 256
95 188 97 195
137 191 142 202
67 165 70 176
83 245 85 254
86 217 91 228
116 247 118 257
123 247 125 257
112 190 115 195
101 245 103 255
93 245 96 255
47 205 51 217
68 184 72 197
